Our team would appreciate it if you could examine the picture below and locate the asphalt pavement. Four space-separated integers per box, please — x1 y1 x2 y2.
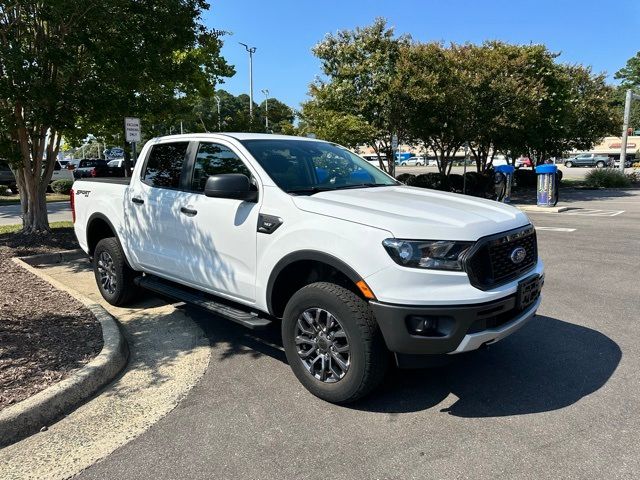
73 188 640 480
0 201 71 226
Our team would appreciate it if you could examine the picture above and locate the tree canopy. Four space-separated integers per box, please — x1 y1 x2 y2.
0 0 234 232
303 19 619 174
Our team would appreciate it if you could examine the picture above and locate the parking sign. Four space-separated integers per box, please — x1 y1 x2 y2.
124 117 141 143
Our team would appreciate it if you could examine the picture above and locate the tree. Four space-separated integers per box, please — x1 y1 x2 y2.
614 51 640 133
303 18 409 175
258 98 294 133
396 42 470 175
0 1 233 233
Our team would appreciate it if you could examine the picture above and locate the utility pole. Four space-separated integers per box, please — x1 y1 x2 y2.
239 43 257 118
214 95 221 131
261 89 269 131
619 89 640 171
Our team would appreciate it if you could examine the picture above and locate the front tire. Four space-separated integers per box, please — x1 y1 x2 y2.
596 161 605 168
282 282 388 403
93 237 139 306
565 161 573 168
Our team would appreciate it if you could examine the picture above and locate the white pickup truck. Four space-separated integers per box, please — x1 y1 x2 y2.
72 133 544 403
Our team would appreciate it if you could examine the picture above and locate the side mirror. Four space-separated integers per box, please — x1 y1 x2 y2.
204 174 257 202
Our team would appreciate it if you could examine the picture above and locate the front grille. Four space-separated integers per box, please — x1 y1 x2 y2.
465 226 537 290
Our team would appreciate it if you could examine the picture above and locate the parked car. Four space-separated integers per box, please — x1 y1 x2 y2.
564 153 610 168
51 160 75 182
515 157 533 168
72 133 543 404
107 158 125 168
399 156 425 167
0 160 17 192
72 159 125 179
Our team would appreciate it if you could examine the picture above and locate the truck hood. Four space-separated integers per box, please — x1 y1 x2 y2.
292 185 529 240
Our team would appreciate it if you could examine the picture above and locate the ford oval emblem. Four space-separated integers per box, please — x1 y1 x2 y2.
510 247 527 264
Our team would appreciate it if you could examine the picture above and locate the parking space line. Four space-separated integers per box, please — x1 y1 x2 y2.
535 227 576 232
563 209 625 217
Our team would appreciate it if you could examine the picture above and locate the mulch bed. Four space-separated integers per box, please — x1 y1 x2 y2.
0 228 102 411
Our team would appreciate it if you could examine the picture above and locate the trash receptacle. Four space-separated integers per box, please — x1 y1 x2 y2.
535 164 558 207
494 164 514 203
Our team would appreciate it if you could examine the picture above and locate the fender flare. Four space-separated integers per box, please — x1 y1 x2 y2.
86 213 134 268
265 250 363 316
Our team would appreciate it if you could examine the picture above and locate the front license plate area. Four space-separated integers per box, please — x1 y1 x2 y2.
517 275 542 310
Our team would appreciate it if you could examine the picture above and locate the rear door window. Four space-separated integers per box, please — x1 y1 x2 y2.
142 142 189 189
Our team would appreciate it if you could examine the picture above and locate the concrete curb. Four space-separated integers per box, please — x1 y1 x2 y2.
515 205 569 213
19 248 86 266
0 254 129 447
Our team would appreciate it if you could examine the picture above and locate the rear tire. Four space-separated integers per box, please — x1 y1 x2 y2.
93 237 139 306
596 161 605 168
282 282 388 404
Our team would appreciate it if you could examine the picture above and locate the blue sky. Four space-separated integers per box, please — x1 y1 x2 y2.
202 0 640 110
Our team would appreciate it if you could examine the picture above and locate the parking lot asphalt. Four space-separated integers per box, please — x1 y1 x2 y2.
0 201 71 225
71 188 639 480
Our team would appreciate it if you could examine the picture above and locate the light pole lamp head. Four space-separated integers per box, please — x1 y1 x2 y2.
261 89 269 98
239 42 256 54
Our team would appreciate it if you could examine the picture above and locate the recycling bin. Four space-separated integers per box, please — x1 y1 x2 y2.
494 164 515 203
535 164 558 207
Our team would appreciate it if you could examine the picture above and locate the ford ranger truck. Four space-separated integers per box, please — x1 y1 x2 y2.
71 133 544 403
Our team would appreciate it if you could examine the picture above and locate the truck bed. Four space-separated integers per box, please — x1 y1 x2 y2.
76 177 131 186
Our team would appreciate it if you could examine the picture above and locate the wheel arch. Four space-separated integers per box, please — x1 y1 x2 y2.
266 250 367 318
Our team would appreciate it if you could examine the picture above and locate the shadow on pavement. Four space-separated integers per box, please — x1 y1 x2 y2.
185 306 620 418
350 315 621 417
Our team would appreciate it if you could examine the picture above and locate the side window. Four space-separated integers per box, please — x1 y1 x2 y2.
192 142 251 192
142 142 188 189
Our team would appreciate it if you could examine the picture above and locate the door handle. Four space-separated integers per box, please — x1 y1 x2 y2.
131 197 144 204
180 206 198 216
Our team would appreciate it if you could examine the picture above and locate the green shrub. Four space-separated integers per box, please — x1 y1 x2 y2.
411 173 449 191
51 179 74 195
584 168 631 188
448 174 464 192
395 173 415 184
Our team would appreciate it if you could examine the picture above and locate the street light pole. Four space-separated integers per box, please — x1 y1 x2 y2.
619 89 640 171
239 43 257 118
261 89 269 131
214 95 221 131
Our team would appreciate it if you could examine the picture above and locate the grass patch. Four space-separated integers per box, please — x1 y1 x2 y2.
0 193 70 205
0 221 73 235
559 178 587 188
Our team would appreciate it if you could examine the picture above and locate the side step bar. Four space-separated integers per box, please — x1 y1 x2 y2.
135 275 272 330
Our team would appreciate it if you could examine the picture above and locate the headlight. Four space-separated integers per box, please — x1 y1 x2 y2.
382 239 474 271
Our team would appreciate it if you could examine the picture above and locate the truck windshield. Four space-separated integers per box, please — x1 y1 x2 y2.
240 139 398 194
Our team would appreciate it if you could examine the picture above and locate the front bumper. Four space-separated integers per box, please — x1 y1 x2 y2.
370 287 541 355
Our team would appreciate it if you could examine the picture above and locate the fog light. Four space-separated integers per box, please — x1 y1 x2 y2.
407 315 439 335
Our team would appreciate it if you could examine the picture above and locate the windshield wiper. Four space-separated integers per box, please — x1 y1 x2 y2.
287 186 335 195
332 183 391 190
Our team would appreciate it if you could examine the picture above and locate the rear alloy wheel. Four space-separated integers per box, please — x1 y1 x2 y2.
282 282 388 403
93 237 139 306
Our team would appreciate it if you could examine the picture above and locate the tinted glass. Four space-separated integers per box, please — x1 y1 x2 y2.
240 139 397 194
192 143 251 192
142 142 188 189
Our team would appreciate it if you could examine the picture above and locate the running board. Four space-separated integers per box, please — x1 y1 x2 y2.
135 275 272 330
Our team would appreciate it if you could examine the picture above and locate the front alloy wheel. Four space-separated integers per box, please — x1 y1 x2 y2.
296 308 350 383
282 282 388 403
